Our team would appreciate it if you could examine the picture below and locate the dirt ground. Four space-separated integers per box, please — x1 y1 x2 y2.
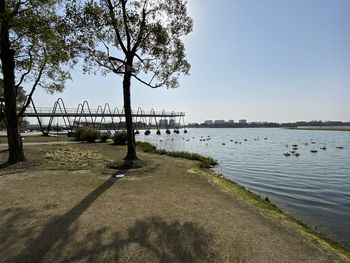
0 142 349 263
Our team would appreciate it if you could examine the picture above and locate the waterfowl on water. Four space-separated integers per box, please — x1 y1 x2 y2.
310 150 318 153
304 143 308 145
244 139 248 141
283 152 291 157
294 153 300 157
264 137 268 140
311 141 316 144
337 146 344 149
292 144 298 147
222 143 226 145
292 147 298 150
320 146 326 150
290 150 296 154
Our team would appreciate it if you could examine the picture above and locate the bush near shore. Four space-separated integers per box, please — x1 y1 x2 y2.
74 126 100 143
113 131 128 145
136 141 217 168
100 131 111 142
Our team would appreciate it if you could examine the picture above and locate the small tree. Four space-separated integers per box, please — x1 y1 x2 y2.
68 0 193 161
0 0 77 164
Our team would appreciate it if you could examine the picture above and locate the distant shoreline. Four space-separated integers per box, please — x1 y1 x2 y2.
185 126 350 131
288 127 350 132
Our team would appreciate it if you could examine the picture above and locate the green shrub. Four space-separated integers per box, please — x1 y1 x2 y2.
136 141 157 152
100 131 111 142
74 126 100 143
74 126 85 141
113 131 128 145
136 141 217 168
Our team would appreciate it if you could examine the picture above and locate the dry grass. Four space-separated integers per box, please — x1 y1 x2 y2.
0 142 348 263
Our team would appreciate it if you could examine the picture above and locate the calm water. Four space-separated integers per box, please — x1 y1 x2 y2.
136 128 350 249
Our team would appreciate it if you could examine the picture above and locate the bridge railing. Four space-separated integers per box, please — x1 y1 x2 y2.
24 107 185 116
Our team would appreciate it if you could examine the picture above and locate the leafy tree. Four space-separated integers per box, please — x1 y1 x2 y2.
0 78 26 107
0 0 77 164
67 0 193 161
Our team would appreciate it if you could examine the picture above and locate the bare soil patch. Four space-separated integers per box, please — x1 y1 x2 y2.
0 142 349 262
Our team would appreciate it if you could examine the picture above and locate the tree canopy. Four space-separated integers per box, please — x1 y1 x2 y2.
67 0 193 89
0 0 77 163
0 0 77 116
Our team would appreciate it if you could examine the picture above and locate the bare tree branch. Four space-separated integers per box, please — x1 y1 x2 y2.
18 52 47 117
134 53 155 64
131 73 163 89
121 0 131 51
108 56 126 64
15 45 33 90
105 0 128 54
131 6 147 54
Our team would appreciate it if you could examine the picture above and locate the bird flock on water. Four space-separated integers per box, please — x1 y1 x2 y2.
150 132 345 158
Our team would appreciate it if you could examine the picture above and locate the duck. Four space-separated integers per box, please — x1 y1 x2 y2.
283 152 291 157
337 146 344 149
320 146 326 150
294 153 300 157
292 144 298 147
310 149 318 153
222 143 226 146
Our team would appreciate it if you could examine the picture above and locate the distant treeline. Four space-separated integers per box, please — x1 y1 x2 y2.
187 121 350 129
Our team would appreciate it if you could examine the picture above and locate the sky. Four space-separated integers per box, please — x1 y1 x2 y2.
32 0 350 124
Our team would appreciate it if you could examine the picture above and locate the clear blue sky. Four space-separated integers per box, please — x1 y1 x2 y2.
32 0 350 123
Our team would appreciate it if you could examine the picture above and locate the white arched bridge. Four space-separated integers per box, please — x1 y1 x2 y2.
21 98 186 136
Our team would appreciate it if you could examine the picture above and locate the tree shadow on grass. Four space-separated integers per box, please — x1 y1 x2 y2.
64 216 216 263
2 178 216 262
4 177 117 263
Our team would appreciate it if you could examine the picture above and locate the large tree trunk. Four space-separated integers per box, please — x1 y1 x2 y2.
0 1 25 164
122 70 137 161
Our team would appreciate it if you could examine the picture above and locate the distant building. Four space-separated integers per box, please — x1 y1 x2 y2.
228 120 234 123
214 120 225 124
239 119 247 124
169 119 175 126
204 120 213 125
